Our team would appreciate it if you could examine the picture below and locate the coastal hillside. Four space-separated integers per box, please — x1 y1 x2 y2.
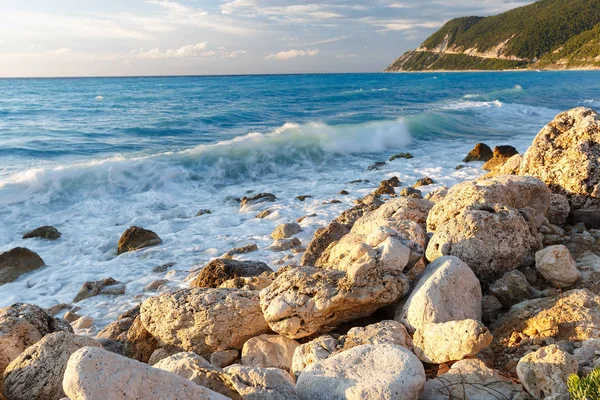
385 0 600 71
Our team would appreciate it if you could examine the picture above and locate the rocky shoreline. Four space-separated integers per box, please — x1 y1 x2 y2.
2 107 600 399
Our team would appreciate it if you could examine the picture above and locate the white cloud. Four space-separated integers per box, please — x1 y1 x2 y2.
265 49 319 60
137 42 211 59
221 49 248 58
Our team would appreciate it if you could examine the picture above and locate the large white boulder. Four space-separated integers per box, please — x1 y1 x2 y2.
241 334 300 371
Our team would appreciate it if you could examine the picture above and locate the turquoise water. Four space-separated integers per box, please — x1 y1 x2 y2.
0 71 598 328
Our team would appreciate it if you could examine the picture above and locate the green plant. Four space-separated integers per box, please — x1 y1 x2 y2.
567 368 600 400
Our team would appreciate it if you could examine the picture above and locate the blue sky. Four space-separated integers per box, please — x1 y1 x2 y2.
0 0 535 77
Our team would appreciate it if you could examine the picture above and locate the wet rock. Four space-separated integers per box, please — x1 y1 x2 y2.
389 152 414 161
483 145 519 171
242 334 300 371
144 279 168 292
71 315 94 330
397 256 481 334
339 190 349 195
373 181 396 196
241 193 277 207
489 270 534 308
291 321 412 377
73 277 125 302
190 259 271 289
140 288 270 357
271 223 302 240
422 358 525 400
152 262 175 273
535 245 580 288
3 331 101 400
268 238 301 252
296 344 425 400
382 176 401 187
0 247 45 285
296 195 312 201
154 352 241 399
516 345 578 399
367 161 386 171
225 365 298 400
223 244 259 259
22 225 61 240
117 226 162 255
63 346 228 400
413 319 493 364
427 205 539 283
413 177 434 188
520 107 600 210
196 209 212 217
211 350 239 368
255 209 274 219
463 143 493 162
400 187 422 198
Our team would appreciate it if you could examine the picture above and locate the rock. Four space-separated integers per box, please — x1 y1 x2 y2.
373 181 396 196
22 226 61 240
3 331 101 400
516 345 578 399
296 344 425 400
145 279 168 292
63 346 228 400
413 177 434 188
520 107 600 210
535 245 581 288
463 143 493 162
196 209 212 217
117 226 162 255
223 244 259 259
0 247 45 285
71 316 94 330
351 197 433 232
573 339 600 375
152 261 175 273
296 195 312 201
242 334 300 371
140 288 270 357
73 277 125 302
219 274 274 291
389 152 414 161
291 320 412 376
397 256 481 334
481 295 503 324
124 316 158 363
147 347 184 365
486 153 524 177
489 270 534 308
154 352 241 399
268 238 301 252
46 303 70 316
382 176 401 187
63 311 81 323
322 199 341 205
241 193 277 207
426 205 539 282
549 194 570 226
211 350 239 368
255 209 274 219
225 365 299 400
339 190 349 195
400 187 422 199
422 358 525 400
190 259 272 288
271 223 302 240
424 187 448 203
262 226 413 339
367 161 386 171
483 145 519 171
413 319 493 364
572 208 600 230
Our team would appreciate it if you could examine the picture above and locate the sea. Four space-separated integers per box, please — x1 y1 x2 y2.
1 71 599 330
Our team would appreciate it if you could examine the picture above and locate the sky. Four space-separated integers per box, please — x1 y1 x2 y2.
0 0 536 77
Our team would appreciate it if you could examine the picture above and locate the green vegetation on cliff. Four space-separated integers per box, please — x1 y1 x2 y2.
386 0 600 71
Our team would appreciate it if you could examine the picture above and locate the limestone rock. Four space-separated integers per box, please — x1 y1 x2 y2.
241 193 277 207
516 345 578 399
413 319 493 364
3 331 101 400
483 145 519 171
117 226 162 255
71 316 94 330
296 344 425 400
413 177 434 188
268 238 301 252
291 320 412 376
211 350 239 368
124 315 158 363
225 365 299 400
63 346 228 400
350 197 433 231
486 154 523 177
463 143 493 162
520 107 600 210
242 334 300 371
427 175 550 232
23 226 61 240
535 245 581 288
481 295 503 324
489 270 534 308
548 193 570 226
73 277 125 302
223 244 259 259
154 352 241 399
573 339 600 375
427 205 539 282
0 247 45 285
140 288 270 357
271 223 302 240
397 256 481 334
422 358 526 400
219 274 274 291
190 259 272 288
400 187 422 198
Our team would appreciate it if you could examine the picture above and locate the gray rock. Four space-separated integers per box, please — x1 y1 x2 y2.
0 247 45 285
117 226 162 255
22 226 61 240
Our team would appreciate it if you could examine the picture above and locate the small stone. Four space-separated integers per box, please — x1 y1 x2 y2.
71 316 94 330
64 311 82 323
45 303 70 316
389 152 414 161
296 195 313 201
22 226 61 240
225 365 298 400
271 223 302 240
223 244 259 259
489 270 533 308
268 238 301 252
241 193 277 207
339 190 349 195
145 279 168 292
73 278 124 303
210 350 239 368
400 187 422 199
413 177 434 188
256 209 274 219
152 262 175 273
535 245 581 288
296 214 317 223
190 259 271 288
367 161 386 171
117 226 162 255
196 209 212 217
